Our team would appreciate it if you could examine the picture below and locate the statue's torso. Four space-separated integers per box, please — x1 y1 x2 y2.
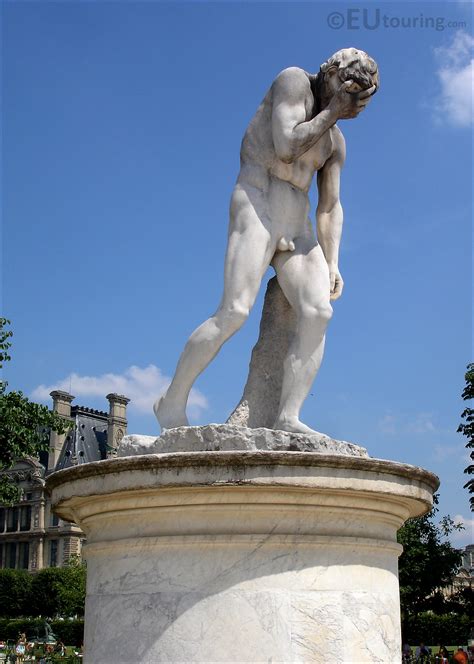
238 72 335 195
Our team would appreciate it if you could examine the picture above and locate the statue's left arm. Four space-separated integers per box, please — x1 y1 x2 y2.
316 126 346 301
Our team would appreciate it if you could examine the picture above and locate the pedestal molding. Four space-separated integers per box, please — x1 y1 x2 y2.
46 450 439 490
83 534 403 557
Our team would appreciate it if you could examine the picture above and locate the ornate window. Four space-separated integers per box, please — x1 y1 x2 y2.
51 512 59 527
18 542 29 570
6 542 16 568
49 540 58 567
19 506 31 531
6 507 18 532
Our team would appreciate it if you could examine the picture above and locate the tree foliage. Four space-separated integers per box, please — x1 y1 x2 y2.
30 568 68 619
0 569 32 618
55 556 87 618
0 563 86 619
30 559 86 618
458 362 474 510
0 319 13 368
398 496 463 619
0 318 70 504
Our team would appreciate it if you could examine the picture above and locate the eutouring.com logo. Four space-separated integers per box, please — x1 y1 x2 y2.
327 8 467 32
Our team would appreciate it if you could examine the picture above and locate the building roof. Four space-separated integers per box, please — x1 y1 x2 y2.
55 408 108 470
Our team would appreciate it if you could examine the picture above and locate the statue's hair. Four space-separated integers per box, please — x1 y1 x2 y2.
320 47 379 92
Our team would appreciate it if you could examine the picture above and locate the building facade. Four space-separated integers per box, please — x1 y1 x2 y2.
450 543 474 593
0 390 129 571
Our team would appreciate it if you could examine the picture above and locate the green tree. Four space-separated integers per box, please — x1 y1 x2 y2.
0 569 32 618
56 556 86 617
29 563 86 618
29 568 63 618
398 495 462 623
442 585 474 617
0 564 86 620
458 362 474 511
0 318 70 503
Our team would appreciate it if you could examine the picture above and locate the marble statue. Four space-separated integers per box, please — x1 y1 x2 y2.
156 47 379 434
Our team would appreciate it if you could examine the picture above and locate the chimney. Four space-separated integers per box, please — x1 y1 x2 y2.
48 390 75 471
106 393 130 457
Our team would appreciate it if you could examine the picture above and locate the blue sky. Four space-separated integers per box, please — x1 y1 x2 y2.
2 1 473 544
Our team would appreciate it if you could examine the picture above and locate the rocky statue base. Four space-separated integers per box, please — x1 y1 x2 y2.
119 423 369 457
47 426 438 664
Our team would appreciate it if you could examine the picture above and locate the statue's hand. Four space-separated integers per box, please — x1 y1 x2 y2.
329 265 344 300
329 81 376 120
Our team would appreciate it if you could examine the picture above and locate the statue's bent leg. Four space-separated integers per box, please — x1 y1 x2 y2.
272 239 333 434
155 206 272 431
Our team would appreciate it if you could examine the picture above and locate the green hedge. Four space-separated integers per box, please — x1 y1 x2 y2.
0 617 44 641
51 620 84 647
0 618 84 646
403 612 471 645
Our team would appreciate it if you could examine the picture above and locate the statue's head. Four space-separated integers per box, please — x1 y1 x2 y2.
320 47 379 97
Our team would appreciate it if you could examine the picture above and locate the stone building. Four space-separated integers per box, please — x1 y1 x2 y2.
440 543 474 597
452 544 474 592
0 390 129 571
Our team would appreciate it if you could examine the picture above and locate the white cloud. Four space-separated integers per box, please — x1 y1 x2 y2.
434 30 473 127
433 443 463 462
377 411 438 435
378 414 397 434
450 514 474 546
407 412 436 434
31 365 208 417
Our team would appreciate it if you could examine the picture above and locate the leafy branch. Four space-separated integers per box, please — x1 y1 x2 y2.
0 318 71 504
458 363 474 511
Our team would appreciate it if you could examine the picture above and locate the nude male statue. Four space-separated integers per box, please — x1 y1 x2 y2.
155 47 379 434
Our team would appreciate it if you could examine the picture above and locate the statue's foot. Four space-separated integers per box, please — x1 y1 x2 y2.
273 416 319 435
154 395 189 431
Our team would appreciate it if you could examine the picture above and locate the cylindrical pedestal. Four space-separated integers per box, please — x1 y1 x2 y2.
47 450 438 663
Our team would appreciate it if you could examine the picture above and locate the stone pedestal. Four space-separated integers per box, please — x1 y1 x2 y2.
47 429 438 664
